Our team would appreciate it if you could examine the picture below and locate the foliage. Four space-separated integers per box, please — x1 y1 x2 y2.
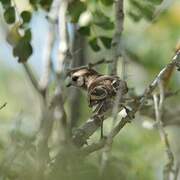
0 0 165 59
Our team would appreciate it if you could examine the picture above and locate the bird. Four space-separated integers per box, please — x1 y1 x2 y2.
66 67 128 138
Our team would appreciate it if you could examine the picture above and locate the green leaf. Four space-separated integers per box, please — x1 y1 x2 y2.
13 39 33 63
4 6 16 24
150 0 163 5
78 26 90 36
0 0 11 8
128 11 141 22
13 28 33 62
89 38 100 52
68 1 86 22
130 0 142 9
40 0 53 11
100 0 114 6
23 29 32 42
99 36 112 49
21 11 32 23
141 4 154 20
29 0 40 4
93 11 114 30
29 0 39 9
95 20 114 30
129 0 155 21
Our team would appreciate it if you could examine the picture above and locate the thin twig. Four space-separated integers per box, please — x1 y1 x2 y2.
88 59 114 68
12 1 44 97
174 162 180 180
0 102 7 110
66 59 114 74
153 90 174 180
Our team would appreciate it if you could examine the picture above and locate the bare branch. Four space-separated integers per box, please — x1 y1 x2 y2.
80 115 131 155
38 25 54 93
72 117 102 147
69 28 87 130
153 90 174 180
81 138 106 156
57 0 69 75
110 0 124 75
35 0 69 178
50 0 70 139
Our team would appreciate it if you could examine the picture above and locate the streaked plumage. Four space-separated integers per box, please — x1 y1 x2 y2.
67 67 128 115
67 67 128 138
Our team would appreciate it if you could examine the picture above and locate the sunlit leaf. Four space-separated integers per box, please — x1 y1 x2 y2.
6 23 21 46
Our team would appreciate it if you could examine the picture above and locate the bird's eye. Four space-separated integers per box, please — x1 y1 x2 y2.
72 76 78 81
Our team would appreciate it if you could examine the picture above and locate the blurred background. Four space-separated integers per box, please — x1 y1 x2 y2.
0 0 180 179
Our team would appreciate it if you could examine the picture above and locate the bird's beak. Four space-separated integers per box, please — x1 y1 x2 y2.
65 77 72 87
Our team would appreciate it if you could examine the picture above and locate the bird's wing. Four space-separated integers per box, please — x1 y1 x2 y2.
88 86 108 107
88 75 117 90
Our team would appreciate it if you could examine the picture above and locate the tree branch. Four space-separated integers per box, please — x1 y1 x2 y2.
57 0 69 75
38 25 54 94
110 0 124 75
72 50 180 148
51 0 70 139
174 162 180 180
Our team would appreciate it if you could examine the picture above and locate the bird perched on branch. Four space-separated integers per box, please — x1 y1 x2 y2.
66 67 128 137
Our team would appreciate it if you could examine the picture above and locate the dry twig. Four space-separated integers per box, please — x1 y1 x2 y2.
0 102 7 110
153 89 174 180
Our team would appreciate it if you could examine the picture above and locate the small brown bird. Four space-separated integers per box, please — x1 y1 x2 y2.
66 67 128 137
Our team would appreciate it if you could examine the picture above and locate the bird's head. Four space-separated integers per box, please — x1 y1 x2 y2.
66 67 99 89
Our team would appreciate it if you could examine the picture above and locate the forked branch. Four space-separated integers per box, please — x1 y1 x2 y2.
72 50 180 149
